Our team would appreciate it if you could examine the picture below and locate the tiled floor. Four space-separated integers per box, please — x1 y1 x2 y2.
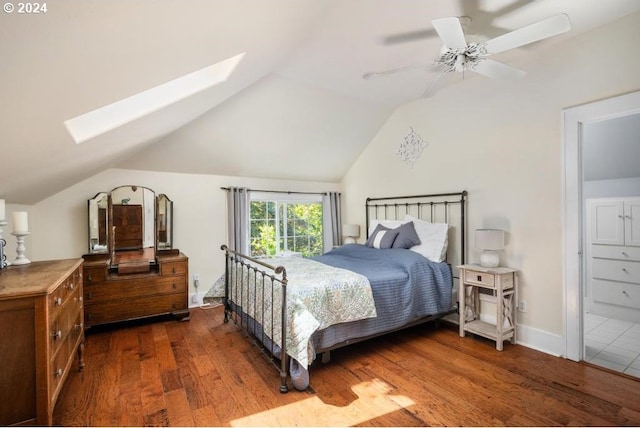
584 312 640 378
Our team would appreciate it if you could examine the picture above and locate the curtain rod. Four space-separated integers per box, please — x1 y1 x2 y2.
220 187 339 196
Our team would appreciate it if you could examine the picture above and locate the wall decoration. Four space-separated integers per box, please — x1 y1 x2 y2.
396 127 428 167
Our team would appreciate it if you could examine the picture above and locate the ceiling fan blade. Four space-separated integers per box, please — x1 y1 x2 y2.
431 17 468 49
484 13 571 55
472 59 526 80
362 64 426 79
421 68 454 98
382 28 439 45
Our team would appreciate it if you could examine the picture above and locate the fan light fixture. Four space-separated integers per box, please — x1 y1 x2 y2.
434 43 489 72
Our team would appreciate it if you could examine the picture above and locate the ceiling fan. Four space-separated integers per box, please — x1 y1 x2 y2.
363 13 572 98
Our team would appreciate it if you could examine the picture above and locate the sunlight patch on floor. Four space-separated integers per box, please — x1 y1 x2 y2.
231 378 414 426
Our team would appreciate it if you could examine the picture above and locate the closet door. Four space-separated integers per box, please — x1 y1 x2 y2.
625 199 640 247
590 199 624 245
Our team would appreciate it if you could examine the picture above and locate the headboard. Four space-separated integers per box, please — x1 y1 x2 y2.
365 191 468 276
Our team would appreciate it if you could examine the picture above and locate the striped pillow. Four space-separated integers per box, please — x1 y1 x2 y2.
366 224 399 249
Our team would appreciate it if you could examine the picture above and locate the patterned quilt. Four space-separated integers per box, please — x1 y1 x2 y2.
228 256 377 367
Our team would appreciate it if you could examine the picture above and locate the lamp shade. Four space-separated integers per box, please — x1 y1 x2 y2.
475 229 505 250
342 224 360 238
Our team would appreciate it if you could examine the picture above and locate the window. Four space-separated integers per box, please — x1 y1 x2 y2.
249 193 324 258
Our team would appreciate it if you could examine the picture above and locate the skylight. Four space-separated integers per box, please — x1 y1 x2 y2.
64 52 245 144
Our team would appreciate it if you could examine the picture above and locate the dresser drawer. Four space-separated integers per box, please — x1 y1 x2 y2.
85 292 187 326
592 279 640 309
49 268 81 320
49 286 83 359
85 275 186 304
161 260 187 276
83 266 107 285
50 340 72 403
592 245 640 262
592 258 640 283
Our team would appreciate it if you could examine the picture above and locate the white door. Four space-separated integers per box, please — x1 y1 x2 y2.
590 199 624 245
625 199 640 247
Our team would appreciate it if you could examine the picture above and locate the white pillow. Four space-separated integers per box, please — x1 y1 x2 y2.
368 219 402 237
402 215 449 262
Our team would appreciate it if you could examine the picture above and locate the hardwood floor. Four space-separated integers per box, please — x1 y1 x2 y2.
54 306 640 426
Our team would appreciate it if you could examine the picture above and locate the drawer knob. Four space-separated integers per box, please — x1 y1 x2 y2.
54 368 63 377
87 292 92 300
87 274 93 281
173 282 177 289
622 252 628 257
172 267 176 274
52 330 62 340
477 275 482 281
75 322 84 330
78 296 83 303
623 290 630 297
622 268 628 273
54 297 62 306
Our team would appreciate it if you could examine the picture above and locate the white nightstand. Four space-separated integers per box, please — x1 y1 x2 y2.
458 264 518 351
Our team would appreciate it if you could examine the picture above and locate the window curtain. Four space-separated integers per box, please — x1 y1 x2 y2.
226 187 249 254
322 192 341 253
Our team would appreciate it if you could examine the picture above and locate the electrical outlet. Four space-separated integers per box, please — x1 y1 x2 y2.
193 273 199 288
191 294 199 304
518 300 527 312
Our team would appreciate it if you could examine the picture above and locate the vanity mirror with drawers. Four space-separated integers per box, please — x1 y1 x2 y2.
82 185 189 328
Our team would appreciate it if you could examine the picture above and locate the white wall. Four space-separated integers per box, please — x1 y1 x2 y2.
28 168 340 305
341 12 640 353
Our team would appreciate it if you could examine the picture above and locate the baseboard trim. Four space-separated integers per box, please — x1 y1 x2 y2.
515 323 564 357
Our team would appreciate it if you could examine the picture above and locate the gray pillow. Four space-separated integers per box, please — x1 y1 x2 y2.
391 221 421 249
366 224 399 249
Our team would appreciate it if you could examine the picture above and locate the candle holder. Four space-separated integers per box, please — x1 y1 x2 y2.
11 231 31 265
0 220 9 267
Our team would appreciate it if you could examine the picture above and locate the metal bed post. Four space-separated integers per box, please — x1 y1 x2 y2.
276 265 288 393
220 244 289 392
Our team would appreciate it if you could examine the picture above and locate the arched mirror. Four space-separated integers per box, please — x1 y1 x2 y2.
86 186 174 270
157 194 173 250
88 192 109 254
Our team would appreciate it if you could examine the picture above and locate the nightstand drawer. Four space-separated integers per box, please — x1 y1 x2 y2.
464 270 495 287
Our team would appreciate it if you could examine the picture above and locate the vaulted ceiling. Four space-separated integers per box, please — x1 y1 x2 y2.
2 0 639 204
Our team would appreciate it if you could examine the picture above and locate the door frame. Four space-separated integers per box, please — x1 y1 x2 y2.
563 90 640 361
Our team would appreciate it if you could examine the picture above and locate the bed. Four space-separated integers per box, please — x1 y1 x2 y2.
220 191 467 392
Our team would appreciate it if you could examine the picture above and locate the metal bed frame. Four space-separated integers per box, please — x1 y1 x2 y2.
221 190 467 393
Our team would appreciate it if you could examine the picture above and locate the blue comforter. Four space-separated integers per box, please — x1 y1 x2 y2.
310 243 452 349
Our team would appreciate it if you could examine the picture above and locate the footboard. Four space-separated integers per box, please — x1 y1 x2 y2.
220 245 290 393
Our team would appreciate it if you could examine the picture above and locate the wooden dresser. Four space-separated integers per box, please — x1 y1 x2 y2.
82 250 189 328
0 259 84 426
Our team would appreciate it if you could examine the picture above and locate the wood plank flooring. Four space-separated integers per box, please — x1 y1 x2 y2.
54 306 640 426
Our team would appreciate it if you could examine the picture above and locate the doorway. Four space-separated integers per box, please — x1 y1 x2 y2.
563 90 640 373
